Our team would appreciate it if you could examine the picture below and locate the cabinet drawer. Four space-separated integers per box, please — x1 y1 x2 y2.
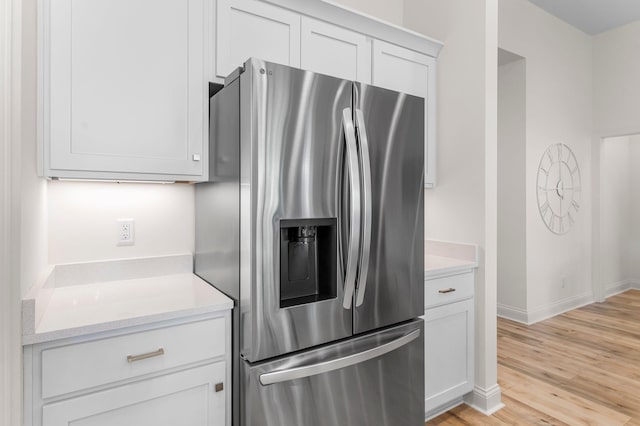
42 318 225 399
424 272 474 309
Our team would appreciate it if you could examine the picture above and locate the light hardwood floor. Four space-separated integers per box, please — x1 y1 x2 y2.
427 289 640 425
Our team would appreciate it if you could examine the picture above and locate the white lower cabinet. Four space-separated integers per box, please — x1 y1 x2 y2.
24 314 230 426
422 271 475 419
42 362 225 426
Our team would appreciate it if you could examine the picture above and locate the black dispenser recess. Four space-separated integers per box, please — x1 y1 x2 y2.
279 218 337 308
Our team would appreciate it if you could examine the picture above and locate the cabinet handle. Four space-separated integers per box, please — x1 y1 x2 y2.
438 288 456 294
127 348 165 363
215 383 224 392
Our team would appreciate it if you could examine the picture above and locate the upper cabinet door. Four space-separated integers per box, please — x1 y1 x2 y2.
216 0 301 78
300 17 371 83
45 0 209 181
372 40 437 187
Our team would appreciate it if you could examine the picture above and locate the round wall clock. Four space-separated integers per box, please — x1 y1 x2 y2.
536 143 581 235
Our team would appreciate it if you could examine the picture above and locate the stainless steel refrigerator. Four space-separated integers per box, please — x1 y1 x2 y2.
196 58 425 426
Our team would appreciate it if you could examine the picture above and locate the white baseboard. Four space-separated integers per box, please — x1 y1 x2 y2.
497 303 528 324
526 292 593 324
498 292 593 325
464 384 504 416
605 280 632 298
630 281 640 290
425 398 464 422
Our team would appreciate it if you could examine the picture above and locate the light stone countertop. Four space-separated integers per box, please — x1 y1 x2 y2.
425 240 479 279
22 254 233 345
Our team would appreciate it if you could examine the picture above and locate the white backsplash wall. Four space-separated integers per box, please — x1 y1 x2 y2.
48 181 195 265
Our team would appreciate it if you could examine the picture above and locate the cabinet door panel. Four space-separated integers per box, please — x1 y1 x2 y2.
421 298 474 414
47 0 207 178
216 0 300 78
372 40 436 186
43 363 226 426
301 17 371 83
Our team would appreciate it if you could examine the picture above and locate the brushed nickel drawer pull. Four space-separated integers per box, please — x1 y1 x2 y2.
127 348 165 363
215 383 224 392
438 288 456 294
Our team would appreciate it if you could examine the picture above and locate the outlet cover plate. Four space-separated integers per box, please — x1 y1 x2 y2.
117 219 135 246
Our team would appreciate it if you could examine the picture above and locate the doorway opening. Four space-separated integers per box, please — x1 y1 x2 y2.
497 48 527 322
599 134 640 297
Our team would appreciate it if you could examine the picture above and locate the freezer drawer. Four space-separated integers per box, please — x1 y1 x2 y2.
241 319 424 426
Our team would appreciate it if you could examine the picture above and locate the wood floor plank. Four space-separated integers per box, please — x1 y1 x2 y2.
427 289 640 425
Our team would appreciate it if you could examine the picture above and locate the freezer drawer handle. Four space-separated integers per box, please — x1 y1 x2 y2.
259 329 420 386
126 348 165 363
341 108 361 309
438 288 456 294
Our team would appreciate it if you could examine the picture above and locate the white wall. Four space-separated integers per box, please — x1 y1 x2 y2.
19 0 47 297
2 0 41 423
499 0 593 321
600 136 631 291
1 0 22 421
404 0 502 414
332 0 403 26
497 54 527 313
48 181 195 265
628 136 640 283
593 21 640 138
592 21 640 300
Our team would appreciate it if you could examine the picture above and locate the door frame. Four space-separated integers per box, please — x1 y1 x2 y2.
592 129 640 303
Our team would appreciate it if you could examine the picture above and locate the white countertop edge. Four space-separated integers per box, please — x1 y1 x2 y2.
23 299 233 345
425 239 479 263
22 254 196 337
424 263 477 280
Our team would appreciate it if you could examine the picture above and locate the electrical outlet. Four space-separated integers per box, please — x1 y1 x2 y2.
117 219 135 246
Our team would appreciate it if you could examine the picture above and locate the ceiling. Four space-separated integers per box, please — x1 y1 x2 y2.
528 0 640 35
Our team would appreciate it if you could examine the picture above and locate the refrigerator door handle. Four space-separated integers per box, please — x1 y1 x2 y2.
354 109 372 307
259 329 420 385
341 108 361 309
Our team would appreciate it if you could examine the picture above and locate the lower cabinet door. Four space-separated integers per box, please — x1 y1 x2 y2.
422 298 474 416
42 362 226 426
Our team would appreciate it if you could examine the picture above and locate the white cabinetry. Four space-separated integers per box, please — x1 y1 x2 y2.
422 271 475 419
212 1 441 187
216 0 300 78
42 363 225 426
372 40 437 186
301 17 371 83
42 0 210 181
24 315 230 426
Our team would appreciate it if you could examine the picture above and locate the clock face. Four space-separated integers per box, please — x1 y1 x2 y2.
536 143 581 235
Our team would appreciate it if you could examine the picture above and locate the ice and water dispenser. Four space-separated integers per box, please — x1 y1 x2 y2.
279 218 337 308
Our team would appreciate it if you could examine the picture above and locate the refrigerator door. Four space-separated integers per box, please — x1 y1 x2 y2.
240 59 355 362
241 319 424 426
353 82 425 334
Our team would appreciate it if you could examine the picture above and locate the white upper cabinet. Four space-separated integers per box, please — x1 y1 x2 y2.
300 17 371 83
43 0 210 181
216 0 301 78
372 40 437 186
